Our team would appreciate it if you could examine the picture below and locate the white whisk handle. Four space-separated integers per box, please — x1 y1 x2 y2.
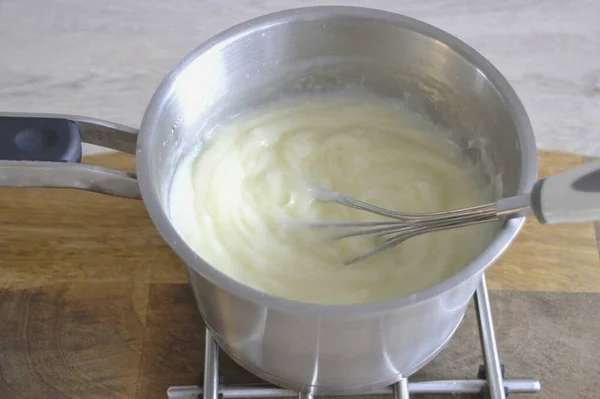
531 160 600 224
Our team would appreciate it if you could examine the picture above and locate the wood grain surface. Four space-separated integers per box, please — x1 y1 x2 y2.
0 150 598 398
487 152 600 292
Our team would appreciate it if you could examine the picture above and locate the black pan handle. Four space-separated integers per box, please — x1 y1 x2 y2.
0 113 141 199
0 116 82 162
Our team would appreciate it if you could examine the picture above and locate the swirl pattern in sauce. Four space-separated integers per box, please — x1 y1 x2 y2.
169 95 496 305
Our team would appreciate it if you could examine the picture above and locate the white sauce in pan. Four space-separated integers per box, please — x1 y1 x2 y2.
169 95 496 305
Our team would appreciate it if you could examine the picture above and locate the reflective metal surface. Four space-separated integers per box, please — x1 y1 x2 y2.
204 330 220 399
169 278 542 398
392 379 410 399
136 6 538 394
475 275 506 399
0 6 539 395
0 160 140 198
167 379 541 399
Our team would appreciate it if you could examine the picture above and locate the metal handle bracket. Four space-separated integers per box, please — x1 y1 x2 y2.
0 113 141 199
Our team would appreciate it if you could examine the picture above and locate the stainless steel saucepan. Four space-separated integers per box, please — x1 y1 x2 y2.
0 6 538 394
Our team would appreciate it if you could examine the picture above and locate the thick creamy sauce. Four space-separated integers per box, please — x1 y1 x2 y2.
169 95 496 305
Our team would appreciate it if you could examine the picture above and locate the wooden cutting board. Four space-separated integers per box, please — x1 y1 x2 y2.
0 150 598 399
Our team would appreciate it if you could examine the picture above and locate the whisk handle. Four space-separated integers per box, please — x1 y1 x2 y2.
531 160 600 224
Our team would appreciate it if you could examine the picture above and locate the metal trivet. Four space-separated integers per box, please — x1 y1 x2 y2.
167 275 541 399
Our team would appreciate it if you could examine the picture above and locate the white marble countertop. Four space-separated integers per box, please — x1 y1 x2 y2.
1 0 599 156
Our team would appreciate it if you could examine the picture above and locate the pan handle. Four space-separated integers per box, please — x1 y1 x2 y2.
0 113 141 199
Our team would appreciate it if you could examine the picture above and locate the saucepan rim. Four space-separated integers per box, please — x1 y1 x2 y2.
136 5 538 316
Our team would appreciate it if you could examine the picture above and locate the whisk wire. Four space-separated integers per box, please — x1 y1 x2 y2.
343 212 499 265
305 186 510 265
311 186 497 220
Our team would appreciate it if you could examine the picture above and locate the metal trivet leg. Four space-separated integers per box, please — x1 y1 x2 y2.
203 330 220 399
167 275 540 399
475 274 507 399
392 379 409 399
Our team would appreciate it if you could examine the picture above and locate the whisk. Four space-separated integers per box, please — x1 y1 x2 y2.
304 161 600 265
